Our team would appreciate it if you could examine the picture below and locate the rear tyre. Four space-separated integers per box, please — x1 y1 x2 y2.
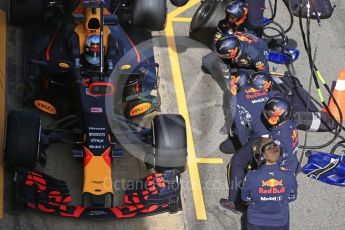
8 0 46 25
152 114 187 173
132 0 167 31
4 111 41 170
189 0 228 46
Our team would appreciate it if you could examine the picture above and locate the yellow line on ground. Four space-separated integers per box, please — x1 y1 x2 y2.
172 17 192 23
0 9 6 219
165 0 206 221
196 158 224 164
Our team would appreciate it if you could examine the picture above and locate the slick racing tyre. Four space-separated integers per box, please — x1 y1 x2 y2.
4 111 41 170
151 114 187 173
132 0 167 31
189 0 228 46
8 0 46 25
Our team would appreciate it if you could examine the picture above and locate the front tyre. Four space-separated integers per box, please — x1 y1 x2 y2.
132 0 167 31
4 111 41 170
152 114 187 173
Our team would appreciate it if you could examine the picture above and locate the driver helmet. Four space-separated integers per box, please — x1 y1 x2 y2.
84 35 101 66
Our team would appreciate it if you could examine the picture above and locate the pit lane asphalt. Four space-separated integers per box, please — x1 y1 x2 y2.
1 1 345 230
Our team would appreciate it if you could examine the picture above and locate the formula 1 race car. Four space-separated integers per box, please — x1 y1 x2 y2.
4 0 189 220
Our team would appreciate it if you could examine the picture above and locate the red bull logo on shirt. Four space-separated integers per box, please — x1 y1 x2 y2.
259 179 285 194
245 90 267 99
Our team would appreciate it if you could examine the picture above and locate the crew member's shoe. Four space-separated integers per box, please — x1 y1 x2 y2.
219 198 241 214
219 139 236 154
201 65 210 74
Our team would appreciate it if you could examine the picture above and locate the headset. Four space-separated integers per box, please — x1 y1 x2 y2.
252 138 282 166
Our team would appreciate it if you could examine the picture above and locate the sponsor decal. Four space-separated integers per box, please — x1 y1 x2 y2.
245 90 267 98
129 102 152 117
228 47 239 59
235 32 258 43
88 210 108 216
58 62 71 69
230 75 240 95
245 88 258 94
89 145 104 149
251 97 269 104
90 107 103 113
292 129 299 148
262 179 283 187
260 196 283 201
259 179 285 194
239 58 249 65
88 127 106 131
263 80 272 91
120 64 132 70
259 187 286 194
268 106 286 125
89 133 106 137
34 100 57 115
90 138 104 144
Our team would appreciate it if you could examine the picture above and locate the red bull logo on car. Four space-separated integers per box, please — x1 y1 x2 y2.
259 179 285 194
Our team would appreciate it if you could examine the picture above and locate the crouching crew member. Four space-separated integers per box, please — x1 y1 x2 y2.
219 72 273 211
241 137 298 230
214 0 249 43
214 0 267 41
220 96 299 212
215 34 269 73
220 71 274 154
262 96 300 171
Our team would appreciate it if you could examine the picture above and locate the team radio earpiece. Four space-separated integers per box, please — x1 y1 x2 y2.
252 139 281 166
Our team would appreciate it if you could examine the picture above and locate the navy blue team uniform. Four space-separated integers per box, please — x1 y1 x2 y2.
228 108 300 203
216 18 244 36
228 118 299 204
227 87 272 202
269 120 300 172
222 40 269 73
232 33 269 73
231 86 271 145
215 0 266 37
242 164 298 229
216 33 269 73
244 0 266 37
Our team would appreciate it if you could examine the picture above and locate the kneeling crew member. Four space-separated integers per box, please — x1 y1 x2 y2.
262 96 300 171
215 35 269 73
214 0 249 43
220 71 274 154
220 96 299 212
